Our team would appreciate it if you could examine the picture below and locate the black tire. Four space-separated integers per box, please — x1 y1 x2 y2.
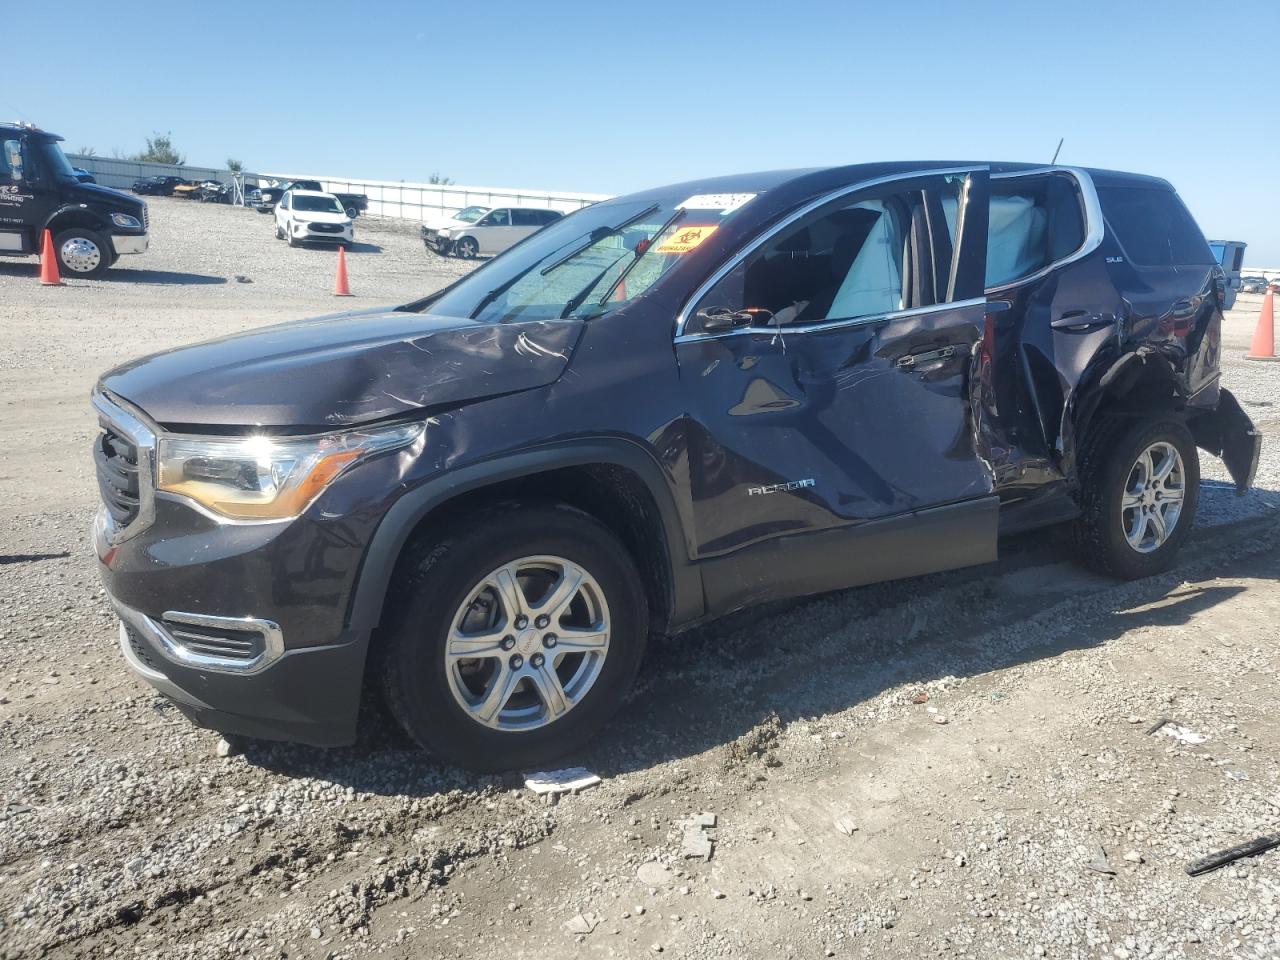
344 205 359 219
454 236 479 259
1071 418 1199 580
287 225 299 248
379 503 648 772
275 223 284 240
52 227 112 278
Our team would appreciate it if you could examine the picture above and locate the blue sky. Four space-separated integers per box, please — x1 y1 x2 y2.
7 0 1279 262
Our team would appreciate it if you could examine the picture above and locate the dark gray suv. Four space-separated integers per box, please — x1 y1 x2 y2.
93 161 1260 771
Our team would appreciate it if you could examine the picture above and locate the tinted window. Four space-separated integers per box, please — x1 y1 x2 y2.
1098 186 1213 267
0 139 18 180
539 210 563 224
482 209 511 227
511 209 541 227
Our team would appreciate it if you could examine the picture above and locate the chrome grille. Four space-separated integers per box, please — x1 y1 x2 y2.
162 619 265 662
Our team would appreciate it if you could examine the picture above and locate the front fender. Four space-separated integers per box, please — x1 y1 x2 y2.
345 438 703 633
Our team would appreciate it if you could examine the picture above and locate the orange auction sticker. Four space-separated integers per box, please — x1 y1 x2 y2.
655 225 717 254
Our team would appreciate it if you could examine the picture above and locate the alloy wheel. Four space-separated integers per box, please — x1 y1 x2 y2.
1121 441 1185 553
444 555 611 731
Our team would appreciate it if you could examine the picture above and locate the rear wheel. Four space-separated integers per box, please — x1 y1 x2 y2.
380 504 648 772
344 204 359 219
53 227 112 278
1072 419 1199 579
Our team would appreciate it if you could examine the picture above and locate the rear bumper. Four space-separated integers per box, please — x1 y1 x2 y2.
1190 387 1262 494
115 600 369 747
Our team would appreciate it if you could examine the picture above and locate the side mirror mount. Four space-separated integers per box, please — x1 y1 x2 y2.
695 305 775 332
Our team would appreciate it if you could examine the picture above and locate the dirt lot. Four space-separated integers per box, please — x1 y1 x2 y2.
1 198 1278 960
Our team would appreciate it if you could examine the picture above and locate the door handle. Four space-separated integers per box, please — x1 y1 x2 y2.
1050 311 1115 333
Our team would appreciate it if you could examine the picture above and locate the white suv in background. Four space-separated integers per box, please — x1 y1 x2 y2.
274 190 354 247
421 205 562 258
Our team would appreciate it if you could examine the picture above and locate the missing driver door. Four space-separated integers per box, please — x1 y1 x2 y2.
676 169 997 563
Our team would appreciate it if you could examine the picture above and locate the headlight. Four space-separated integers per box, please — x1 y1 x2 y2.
111 213 142 229
156 421 423 520
437 228 452 238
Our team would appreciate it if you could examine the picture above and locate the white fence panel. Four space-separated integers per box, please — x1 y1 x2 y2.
65 156 613 222
261 172 612 222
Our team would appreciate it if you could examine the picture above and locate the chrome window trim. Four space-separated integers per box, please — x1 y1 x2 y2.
673 166 985 339
672 297 988 343
672 165 1104 340
92 389 157 545
116 602 285 676
983 166 1103 294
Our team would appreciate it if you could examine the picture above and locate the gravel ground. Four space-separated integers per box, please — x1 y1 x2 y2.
1 198 1278 960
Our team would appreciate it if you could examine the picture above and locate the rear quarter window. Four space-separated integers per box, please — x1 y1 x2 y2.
1097 186 1214 267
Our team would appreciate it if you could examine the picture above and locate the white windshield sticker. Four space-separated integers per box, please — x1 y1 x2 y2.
677 193 756 215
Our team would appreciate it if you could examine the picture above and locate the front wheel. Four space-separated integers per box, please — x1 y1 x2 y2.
1072 418 1199 579
454 236 479 259
379 504 648 772
53 228 112 278
275 222 284 240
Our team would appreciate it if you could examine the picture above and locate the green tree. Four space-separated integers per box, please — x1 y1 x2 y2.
428 172 454 185
133 132 185 165
226 158 244 173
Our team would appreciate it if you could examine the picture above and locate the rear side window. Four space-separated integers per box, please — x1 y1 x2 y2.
539 210 563 225
1098 186 1213 267
944 173 1086 287
512 209 550 227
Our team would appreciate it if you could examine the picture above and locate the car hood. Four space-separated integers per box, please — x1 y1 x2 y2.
426 215 471 230
98 309 583 431
67 179 145 213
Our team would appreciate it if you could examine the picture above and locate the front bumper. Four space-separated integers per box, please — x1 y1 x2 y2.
111 233 149 255
295 223 353 244
114 599 370 746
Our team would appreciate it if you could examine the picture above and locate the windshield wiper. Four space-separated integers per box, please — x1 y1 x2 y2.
590 208 689 310
558 257 631 320
539 204 660 277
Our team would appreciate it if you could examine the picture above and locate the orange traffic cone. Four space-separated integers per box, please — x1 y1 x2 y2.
1246 288 1278 362
333 245 352 297
38 229 64 286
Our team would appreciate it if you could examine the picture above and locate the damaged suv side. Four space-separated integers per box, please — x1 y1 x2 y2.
92 162 1260 771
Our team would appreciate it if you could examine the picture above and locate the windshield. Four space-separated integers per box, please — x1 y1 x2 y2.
293 194 344 214
424 192 754 324
453 206 488 223
38 139 77 180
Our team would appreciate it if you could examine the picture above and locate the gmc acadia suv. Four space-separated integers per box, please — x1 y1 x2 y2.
91 162 1261 771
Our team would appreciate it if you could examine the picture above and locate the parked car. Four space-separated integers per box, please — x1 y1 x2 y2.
92 161 1260 771
273 189 353 246
71 166 95 183
421 205 563 258
132 175 190 196
1240 276 1269 294
251 179 368 218
1 121 149 278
